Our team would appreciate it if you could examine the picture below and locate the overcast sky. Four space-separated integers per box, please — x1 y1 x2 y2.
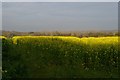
1 0 120 2
0 2 1 31
2 2 118 32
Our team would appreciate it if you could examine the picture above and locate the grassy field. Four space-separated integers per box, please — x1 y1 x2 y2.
1 36 119 78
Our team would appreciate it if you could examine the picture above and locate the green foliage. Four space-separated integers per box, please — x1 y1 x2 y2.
2 36 119 78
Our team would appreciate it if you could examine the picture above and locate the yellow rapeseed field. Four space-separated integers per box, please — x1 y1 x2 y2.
2 36 119 78
12 36 118 45
0 36 7 39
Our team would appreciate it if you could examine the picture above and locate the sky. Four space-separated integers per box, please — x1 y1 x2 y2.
118 2 120 31
1 0 120 2
0 2 1 31
2 2 118 32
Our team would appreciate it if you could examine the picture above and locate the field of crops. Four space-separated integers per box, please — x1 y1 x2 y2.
1 36 119 78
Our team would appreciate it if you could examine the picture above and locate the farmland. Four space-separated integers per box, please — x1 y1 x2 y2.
1 36 119 78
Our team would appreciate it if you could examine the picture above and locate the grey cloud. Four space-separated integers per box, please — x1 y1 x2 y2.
2 2 118 32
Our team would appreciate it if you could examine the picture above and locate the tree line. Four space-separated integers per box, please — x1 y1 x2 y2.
1 30 119 38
